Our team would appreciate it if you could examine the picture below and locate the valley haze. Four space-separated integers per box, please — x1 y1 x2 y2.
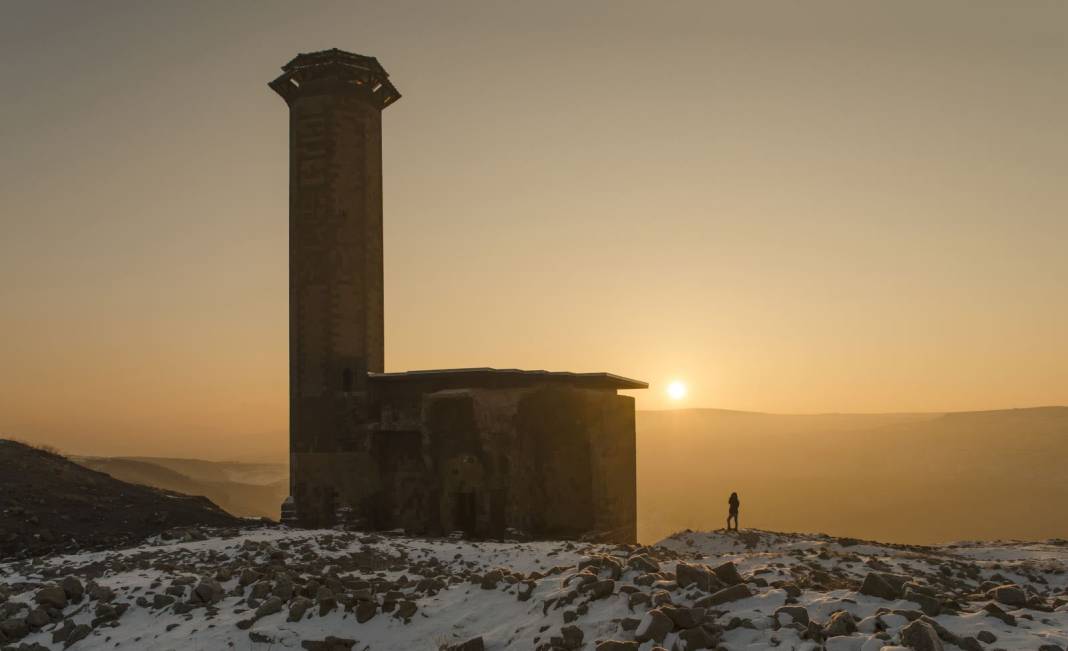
12 404 1065 545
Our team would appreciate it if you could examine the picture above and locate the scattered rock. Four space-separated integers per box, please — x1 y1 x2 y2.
824 610 857 637
712 561 744 585
775 605 809 626
860 572 898 600
634 608 673 644
696 583 752 607
560 624 584 649
988 584 1027 607
34 586 67 610
60 576 84 601
675 562 723 592
300 636 357 651
900 619 944 651
446 637 485 651
255 596 282 619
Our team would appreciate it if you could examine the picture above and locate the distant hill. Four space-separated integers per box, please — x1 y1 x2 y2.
72 456 288 520
637 406 1068 544
0 439 242 559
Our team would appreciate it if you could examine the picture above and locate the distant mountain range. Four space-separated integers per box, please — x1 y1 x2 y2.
28 405 1068 544
70 455 287 521
636 406 1068 544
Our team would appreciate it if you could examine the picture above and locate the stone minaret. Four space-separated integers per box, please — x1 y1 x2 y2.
270 49 400 526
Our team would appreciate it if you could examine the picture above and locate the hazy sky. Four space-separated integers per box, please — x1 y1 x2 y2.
2 1 1066 458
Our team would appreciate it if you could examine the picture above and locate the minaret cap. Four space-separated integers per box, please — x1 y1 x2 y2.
269 48 401 109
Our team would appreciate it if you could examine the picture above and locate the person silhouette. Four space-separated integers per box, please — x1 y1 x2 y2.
727 492 740 531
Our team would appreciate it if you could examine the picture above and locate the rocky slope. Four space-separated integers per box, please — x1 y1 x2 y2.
0 440 244 560
0 527 1065 650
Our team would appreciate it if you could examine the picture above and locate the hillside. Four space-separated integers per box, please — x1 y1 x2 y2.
636 406 1068 544
0 526 1064 649
0 440 243 560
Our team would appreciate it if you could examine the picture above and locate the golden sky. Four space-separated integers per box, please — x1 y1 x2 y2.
1 1 1066 459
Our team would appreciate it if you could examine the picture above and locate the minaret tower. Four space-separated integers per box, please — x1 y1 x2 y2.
270 49 400 526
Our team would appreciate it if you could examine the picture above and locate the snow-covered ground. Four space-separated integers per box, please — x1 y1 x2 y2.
1 527 1065 650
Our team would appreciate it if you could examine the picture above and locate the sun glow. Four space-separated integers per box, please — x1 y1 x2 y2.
666 380 687 401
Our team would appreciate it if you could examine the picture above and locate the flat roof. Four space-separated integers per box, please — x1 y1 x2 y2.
368 368 647 391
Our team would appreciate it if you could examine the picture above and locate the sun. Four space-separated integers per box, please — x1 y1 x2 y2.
666 380 687 401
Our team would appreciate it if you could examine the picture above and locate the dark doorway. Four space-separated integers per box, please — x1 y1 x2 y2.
455 491 477 534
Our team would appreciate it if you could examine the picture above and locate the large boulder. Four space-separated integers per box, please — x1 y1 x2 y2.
676 562 723 592
581 579 615 600
981 602 1016 626
903 587 941 616
660 605 704 629
560 624 583 649
287 596 312 622
300 637 356 651
628 554 659 573
190 579 224 605
255 596 283 619
634 608 674 643
677 625 719 649
712 561 744 586
774 605 810 627
860 572 899 600
446 637 485 651
696 583 752 607
823 610 857 637
0 617 29 642
899 619 944 651
595 642 639 651
988 584 1027 608
60 577 84 602
34 586 67 610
